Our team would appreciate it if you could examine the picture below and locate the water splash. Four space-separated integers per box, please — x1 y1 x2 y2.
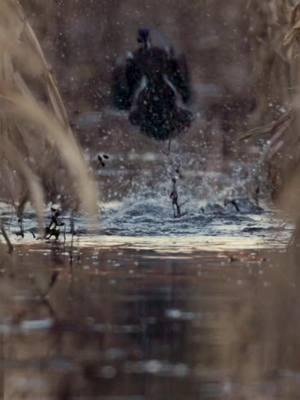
0 156 290 251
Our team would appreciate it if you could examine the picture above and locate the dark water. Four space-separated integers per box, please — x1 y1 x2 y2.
0 195 295 400
3 236 300 400
0 157 296 400
0 243 288 400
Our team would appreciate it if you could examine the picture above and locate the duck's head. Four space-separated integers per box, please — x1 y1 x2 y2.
137 28 151 49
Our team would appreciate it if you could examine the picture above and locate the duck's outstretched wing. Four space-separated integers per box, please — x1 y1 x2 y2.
112 54 142 110
167 52 191 103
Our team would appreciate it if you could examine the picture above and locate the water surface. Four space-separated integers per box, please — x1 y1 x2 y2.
0 159 295 400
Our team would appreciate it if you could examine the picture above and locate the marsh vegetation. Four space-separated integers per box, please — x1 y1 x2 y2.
0 1 300 399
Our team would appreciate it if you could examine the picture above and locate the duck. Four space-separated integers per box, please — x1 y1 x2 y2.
112 28 193 141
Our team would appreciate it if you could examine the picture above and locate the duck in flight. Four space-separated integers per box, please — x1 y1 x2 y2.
112 28 193 141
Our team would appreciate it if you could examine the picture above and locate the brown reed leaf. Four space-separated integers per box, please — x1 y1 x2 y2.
1 136 45 228
0 0 98 220
240 111 293 141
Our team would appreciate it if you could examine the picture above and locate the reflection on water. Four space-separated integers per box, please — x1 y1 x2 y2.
0 240 298 400
0 159 295 399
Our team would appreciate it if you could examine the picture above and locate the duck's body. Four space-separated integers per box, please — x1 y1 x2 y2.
112 29 193 140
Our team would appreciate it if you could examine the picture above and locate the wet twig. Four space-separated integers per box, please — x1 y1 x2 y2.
0 223 14 254
224 199 240 212
16 218 24 238
45 207 65 240
69 211 77 265
170 178 182 218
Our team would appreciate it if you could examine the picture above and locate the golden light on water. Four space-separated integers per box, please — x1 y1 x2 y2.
80 234 285 253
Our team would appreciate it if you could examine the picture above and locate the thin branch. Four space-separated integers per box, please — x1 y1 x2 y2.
0 223 13 254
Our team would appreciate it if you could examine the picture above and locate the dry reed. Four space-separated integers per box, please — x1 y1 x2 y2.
243 1 300 201
0 0 97 235
213 3 300 396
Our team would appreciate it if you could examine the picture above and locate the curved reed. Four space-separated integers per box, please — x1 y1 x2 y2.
0 0 97 229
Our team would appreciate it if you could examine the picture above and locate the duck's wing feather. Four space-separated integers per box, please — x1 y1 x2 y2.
167 53 191 103
112 53 142 110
